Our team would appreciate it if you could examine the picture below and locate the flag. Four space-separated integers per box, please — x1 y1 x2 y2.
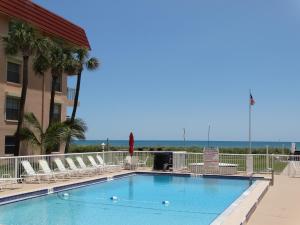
250 94 255 105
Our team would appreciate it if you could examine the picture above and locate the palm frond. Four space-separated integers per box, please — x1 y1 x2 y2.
86 57 100 71
23 113 43 135
44 122 69 148
2 36 18 55
20 127 41 148
76 48 89 63
64 118 87 140
64 54 79 75
4 21 36 56
33 54 49 75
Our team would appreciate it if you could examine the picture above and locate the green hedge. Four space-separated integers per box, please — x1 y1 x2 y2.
69 144 290 154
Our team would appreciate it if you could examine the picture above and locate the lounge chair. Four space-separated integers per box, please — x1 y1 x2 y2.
39 159 70 180
65 157 91 176
54 158 80 177
96 155 122 172
124 156 139 170
21 160 55 183
76 156 97 174
290 160 300 177
137 156 149 167
87 156 104 173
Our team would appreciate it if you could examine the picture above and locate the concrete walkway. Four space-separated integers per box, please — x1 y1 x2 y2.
248 175 300 225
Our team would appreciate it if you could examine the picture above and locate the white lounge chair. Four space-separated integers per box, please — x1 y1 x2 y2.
137 156 149 167
124 156 139 170
21 160 55 183
96 155 122 172
290 160 300 177
66 157 91 176
39 159 70 180
54 158 80 177
76 156 97 174
87 156 104 173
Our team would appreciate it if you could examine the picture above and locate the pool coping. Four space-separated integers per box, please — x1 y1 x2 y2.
210 179 270 225
0 170 270 225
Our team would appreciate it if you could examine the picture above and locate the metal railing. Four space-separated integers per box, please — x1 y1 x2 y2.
67 87 76 101
0 151 298 179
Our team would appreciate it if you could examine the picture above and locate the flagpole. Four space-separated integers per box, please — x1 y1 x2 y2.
183 128 186 150
249 90 252 154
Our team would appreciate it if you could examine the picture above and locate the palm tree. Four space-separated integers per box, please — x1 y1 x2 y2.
33 39 68 125
64 48 99 152
33 37 52 130
3 21 37 156
20 113 87 154
43 41 66 124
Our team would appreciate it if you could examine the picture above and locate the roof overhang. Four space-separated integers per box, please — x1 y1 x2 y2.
0 0 91 49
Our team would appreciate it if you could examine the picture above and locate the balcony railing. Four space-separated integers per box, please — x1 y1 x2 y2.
67 87 76 101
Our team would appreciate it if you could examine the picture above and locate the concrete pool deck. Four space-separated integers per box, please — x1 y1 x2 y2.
248 175 300 225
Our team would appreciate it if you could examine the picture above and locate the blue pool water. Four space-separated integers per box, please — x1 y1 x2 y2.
0 174 250 225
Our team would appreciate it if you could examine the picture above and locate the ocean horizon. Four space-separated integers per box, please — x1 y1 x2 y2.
72 140 297 148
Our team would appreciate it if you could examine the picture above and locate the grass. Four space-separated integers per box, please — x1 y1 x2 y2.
69 144 290 155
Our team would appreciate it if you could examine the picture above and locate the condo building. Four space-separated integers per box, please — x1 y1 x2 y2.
0 0 90 155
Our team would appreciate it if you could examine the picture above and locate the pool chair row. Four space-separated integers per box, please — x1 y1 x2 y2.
20 155 122 183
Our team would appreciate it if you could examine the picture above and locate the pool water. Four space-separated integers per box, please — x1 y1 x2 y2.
0 174 250 225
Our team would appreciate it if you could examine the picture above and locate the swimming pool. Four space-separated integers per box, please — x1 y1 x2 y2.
0 174 250 225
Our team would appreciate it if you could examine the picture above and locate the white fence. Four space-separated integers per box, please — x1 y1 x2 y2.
0 151 299 178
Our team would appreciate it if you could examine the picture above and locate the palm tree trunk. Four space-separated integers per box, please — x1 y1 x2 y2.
65 70 82 153
71 71 82 121
49 74 57 125
15 56 29 156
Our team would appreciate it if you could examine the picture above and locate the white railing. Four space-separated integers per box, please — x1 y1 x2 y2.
0 151 297 178
0 151 127 179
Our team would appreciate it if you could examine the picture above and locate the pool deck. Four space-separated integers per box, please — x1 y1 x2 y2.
248 175 300 225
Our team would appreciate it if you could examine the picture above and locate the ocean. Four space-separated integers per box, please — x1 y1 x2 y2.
72 140 297 148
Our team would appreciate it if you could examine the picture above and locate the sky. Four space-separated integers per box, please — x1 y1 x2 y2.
33 0 300 141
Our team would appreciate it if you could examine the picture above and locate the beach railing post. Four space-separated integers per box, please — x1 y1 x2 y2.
266 145 269 170
14 157 18 178
271 169 274 186
271 154 274 171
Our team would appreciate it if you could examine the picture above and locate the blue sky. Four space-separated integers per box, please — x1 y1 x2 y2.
34 0 300 141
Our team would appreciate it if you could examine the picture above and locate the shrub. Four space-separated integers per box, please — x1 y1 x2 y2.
69 144 290 154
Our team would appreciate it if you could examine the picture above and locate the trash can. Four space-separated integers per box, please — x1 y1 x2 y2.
153 152 173 170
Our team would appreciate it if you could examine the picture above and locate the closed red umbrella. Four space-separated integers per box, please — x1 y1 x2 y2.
129 132 134 156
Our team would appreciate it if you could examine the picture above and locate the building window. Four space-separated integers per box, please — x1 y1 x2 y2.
54 75 62 92
6 96 20 121
7 62 20 83
53 104 61 122
5 136 16 155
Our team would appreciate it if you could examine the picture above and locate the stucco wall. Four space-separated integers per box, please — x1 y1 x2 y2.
0 14 70 156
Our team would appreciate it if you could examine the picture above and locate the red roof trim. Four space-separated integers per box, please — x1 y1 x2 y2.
0 0 90 49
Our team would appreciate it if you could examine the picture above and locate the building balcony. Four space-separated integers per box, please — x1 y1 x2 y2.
67 87 76 101
66 87 78 107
